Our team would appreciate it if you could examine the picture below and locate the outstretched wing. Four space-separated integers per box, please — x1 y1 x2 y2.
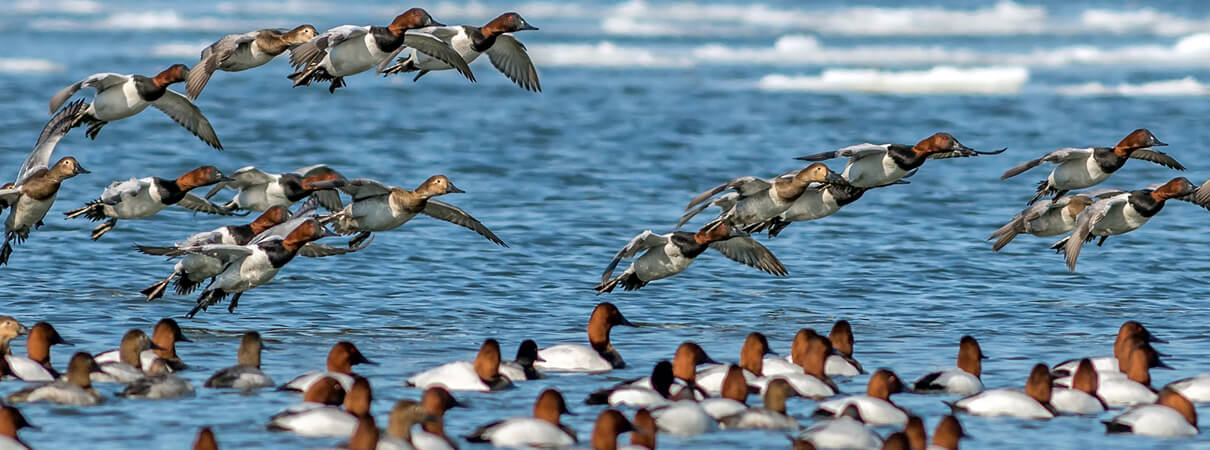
1062 194 1125 271
186 32 257 99
928 147 1005 160
48 73 129 114
685 177 771 211
1001 147 1091 180
797 143 889 162
17 99 88 186
421 200 508 247
309 178 391 201
298 236 372 257
204 166 275 199
1129 149 1185 171
486 34 539 92
150 90 222 149
677 192 738 229
176 194 236 216
710 236 788 276
600 231 668 283
183 243 256 263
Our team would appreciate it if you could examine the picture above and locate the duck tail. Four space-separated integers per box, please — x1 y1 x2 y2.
620 273 646 291
173 274 205 296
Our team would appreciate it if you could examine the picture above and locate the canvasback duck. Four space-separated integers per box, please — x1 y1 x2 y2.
382 12 540 92
591 410 634 450
287 8 472 92
135 206 291 300
118 358 194 399
193 427 218 450
743 172 909 238
797 133 1003 188
5 321 69 382
719 378 800 430
377 400 439 450
183 219 347 317
1050 359 1107 415
48 64 222 149
679 163 847 230
696 332 774 394
949 363 1055 419
205 331 274 390
764 328 819 377
988 191 1103 251
1001 129 1181 204
614 342 715 400
203 165 345 213
6 352 103 405
699 365 753 420
1052 321 1166 377
902 416 926 450
185 25 319 99
1053 177 1202 271
92 329 162 384
595 223 787 294
270 375 371 437
1105 387 1198 437
498 339 543 382
623 409 657 450
585 361 676 409
534 302 636 373
816 369 908 426
0 317 28 356
882 432 909 450
1056 335 1169 388
1168 374 1210 404
797 404 882 450
315 175 506 249
268 376 344 426
95 318 191 371
913 335 986 395
930 415 966 450
1097 344 1161 407
407 338 512 392
466 388 577 447
759 333 838 399
0 406 34 450
651 399 717 437
0 99 90 266
413 387 465 450
64 166 232 240
280 341 375 393
825 320 864 376
349 414 379 450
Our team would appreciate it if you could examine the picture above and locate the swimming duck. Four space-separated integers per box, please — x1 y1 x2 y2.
913 336 986 395
595 223 787 294
930 415 966 450
1052 177 1202 271
95 318 190 371
759 332 838 399
93 329 162 384
193 428 217 450
0 406 34 450
497 339 543 382
1105 387 1198 437
825 320 864 377
816 369 908 426
1168 373 1210 404
651 399 718 437
624 408 657 450
1097 344 1163 407
949 363 1055 419
348 414 379 450
407 338 512 392
763 328 820 377
135 206 291 300
534 302 636 373
279 376 346 417
381 12 539 91
280 341 375 393
1052 321 1166 377
591 410 634 450
466 389 577 447
797 133 1003 188
314 175 506 249
1050 359 1107 415
796 405 882 450
696 332 774 394
64 166 233 240
6 352 103 406
1001 129 1182 204
203 164 345 213
185 25 319 99
0 99 90 266
698 365 753 420
376 400 439 450
413 387 465 450
720 378 800 430
585 361 676 408
118 358 194 399
988 190 1104 251
615 342 716 400
5 321 70 382
269 375 371 437
205 331 274 390
287 8 472 93
679 163 848 230
48 64 222 149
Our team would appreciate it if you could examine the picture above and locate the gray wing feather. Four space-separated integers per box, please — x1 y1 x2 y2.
402 32 475 81
1129 149 1185 171
176 194 235 216
1062 195 1122 271
421 200 508 247
710 237 788 276
150 90 222 149
1002 148 1090 180
17 99 88 186
48 73 129 114
299 237 372 257
600 231 668 283
486 34 539 91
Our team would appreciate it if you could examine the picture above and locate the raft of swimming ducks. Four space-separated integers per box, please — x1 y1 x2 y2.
0 308 1206 449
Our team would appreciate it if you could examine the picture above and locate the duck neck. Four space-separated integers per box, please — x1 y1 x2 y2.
255 29 291 55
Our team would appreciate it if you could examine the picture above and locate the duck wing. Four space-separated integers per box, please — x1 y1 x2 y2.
1001 147 1091 180
796 143 888 162
308 178 391 201
176 194 237 216
204 166 275 199
390 31 475 81
290 25 366 69
601 231 668 283
150 90 222 149
186 31 257 99
1061 194 1125 271
486 34 539 91
17 99 88 186
710 236 788 276
685 177 771 211
421 200 508 247
48 73 129 114
298 237 372 257
1129 149 1185 171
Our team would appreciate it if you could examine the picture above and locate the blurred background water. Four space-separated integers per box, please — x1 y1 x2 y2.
2 0 1210 448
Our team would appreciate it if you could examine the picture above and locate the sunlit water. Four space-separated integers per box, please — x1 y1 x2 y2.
1 0 1210 448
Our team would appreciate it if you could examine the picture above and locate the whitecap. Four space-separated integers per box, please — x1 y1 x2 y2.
13 0 101 14
1055 77 1210 96
530 42 694 68
151 42 208 58
756 66 1029 95
0 58 64 74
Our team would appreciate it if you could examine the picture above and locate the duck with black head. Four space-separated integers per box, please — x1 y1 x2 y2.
186 24 320 99
205 331 274 390
287 8 472 92
798 132 1004 188
279 341 375 393
595 222 787 294
0 99 90 266
47 64 222 148
202 164 345 213
914 335 987 395
1105 387 1198 437
313 175 505 249
381 12 541 92
64 166 234 240
466 388 577 447
585 361 676 408
988 190 1102 251
408 338 513 392
1051 177 1206 271
613 342 716 400
7 352 104 406
678 163 849 231
1001 129 1182 204
949 363 1056 419
534 302 637 373
498 339 544 382
816 369 908 426
5 321 70 382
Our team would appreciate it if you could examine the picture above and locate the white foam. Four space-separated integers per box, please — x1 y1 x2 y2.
32 11 257 32
530 42 694 68
13 0 101 14
1079 8 1210 37
151 42 208 58
0 58 64 74
756 66 1029 95
1056 77 1210 96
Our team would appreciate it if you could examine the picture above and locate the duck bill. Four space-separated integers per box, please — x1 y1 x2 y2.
148 342 165 351
616 316 637 327
447 183 466 194
430 21 446 27
75 165 91 175
1149 335 1168 344
16 325 29 336
967 146 1007 156
521 24 539 31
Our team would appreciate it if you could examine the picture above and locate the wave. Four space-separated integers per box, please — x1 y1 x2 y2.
1055 77 1210 96
756 66 1029 95
530 42 694 68
0 58 64 74
151 42 208 58
31 11 262 32
13 0 100 14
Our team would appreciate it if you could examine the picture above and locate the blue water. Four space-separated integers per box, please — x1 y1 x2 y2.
2 0 1210 448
